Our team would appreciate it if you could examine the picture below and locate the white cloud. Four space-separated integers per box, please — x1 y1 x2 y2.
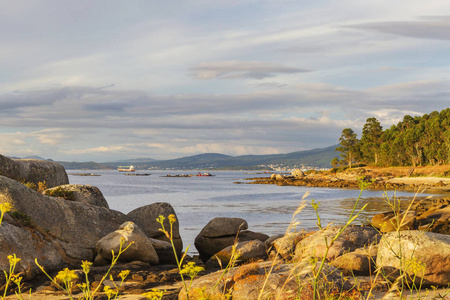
191 61 309 79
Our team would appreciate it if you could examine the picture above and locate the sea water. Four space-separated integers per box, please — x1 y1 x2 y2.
68 170 422 254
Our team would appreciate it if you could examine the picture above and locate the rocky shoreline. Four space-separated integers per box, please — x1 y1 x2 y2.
2 156 450 299
245 168 450 195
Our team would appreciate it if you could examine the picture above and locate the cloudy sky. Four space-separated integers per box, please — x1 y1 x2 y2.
2 0 450 162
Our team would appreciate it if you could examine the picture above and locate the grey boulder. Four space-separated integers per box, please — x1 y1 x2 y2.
0 154 68 188
95 221 159 265
127 202 183 254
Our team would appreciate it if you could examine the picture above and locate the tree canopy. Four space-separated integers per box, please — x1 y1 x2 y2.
336 108 450 167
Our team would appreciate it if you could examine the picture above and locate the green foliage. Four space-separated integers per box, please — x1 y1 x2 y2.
336 128 360 168
20 180 47 192
330 157 339 167
9 211 32 227
338 108 450 167
44 187 74 201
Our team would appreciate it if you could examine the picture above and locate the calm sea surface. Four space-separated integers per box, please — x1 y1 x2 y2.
69 170 422 254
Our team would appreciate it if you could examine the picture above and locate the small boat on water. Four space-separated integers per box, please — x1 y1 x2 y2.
117 165 135 172
196 172 214 177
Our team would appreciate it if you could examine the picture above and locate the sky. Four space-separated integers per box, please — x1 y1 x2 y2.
2 0 450 162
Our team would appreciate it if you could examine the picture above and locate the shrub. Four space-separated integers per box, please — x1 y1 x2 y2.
44 187 74 201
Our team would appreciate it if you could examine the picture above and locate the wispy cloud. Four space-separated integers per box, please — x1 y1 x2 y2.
191 61 310 79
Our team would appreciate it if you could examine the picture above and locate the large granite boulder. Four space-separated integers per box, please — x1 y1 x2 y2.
0 154 68 188
95 222 159 265
294 225 380 261
195 217 268 262
179 261 347 300
127 202 183 254
0 222 66 279
377 231 450 286
44 184 109 208
0 175 129 266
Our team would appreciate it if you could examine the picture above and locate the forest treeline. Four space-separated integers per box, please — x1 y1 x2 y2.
335 107 450 167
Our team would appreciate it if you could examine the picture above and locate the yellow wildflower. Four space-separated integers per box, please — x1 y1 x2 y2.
0 202 13 213
81 260 92 274
119 270 130 280
180 262 205 279
142 288 165 300
168 214 177 224
7 254 21 266
55 268 78 283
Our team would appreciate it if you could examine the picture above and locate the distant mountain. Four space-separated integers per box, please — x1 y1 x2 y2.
58 145 339 170
107 158 156 163
22 155 47 160
57 161 117 170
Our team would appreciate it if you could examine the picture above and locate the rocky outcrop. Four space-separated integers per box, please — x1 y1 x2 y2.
127 202 183 254
0 154 68 188
95 222 159 265
294 226 380 261
377 231 450 286
179 261 347 300
0 175 128 264
44 184 109 208
195 217 268 262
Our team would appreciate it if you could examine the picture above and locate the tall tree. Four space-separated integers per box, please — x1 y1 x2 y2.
336 128 359 168
360 117 383 164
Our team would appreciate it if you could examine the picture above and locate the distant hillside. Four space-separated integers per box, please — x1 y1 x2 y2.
59 145 339 170
58 161 117 170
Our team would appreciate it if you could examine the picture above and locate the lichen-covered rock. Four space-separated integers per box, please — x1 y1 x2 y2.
0 154 68 188
294 225 380 261
127 202 183 254
377 230 450 286
96 222 159 265
44 184 109 208
179 261 347 300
